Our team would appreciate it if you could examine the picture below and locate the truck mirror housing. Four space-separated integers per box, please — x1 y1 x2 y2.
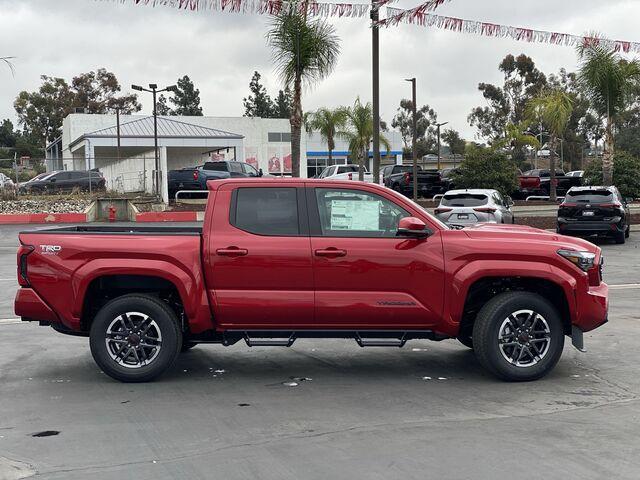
397 217 431 239
259 168 264 177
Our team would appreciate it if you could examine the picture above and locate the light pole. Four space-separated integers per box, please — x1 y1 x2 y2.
436 121 448 170
132 83 177 197
371 0 381 184
404 78 417 202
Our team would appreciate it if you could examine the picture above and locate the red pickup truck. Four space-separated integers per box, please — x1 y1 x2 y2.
15 179 608 383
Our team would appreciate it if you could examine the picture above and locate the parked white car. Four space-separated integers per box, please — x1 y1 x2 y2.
317 164 375 183
434 189 515 226
0 172 15 190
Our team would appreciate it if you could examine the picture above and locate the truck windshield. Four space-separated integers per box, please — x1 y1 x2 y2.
441 193 488 207
565 190 614 203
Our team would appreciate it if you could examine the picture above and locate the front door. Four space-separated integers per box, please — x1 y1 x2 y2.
308 186 445 329
205 184 313 329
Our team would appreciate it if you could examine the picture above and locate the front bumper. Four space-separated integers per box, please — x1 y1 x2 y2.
574 282 609 333
14 288 58 323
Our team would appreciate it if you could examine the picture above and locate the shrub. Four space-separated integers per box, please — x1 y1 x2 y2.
583 151 640 199
451 145 519 196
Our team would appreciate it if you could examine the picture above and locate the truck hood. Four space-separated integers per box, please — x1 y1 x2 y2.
461 223 598 253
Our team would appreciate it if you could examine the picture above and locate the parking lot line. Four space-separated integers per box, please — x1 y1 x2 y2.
609 284 640 290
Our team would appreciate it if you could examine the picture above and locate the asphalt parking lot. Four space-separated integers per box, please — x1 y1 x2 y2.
1 224 639 479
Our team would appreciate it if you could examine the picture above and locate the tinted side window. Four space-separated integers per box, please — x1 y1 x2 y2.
242 163 258 176
203 162 227 172
314 188 410 238
233 188 300 235
229 162 243 174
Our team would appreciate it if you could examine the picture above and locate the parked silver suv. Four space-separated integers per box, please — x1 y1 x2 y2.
434 189 515 225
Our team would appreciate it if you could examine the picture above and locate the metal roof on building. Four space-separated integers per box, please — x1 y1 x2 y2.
84 116 244 139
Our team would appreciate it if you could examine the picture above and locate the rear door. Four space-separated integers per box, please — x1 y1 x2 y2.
205 183 314 328
308 185 445 328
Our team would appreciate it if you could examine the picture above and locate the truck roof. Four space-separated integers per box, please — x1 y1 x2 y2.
205 177 380 191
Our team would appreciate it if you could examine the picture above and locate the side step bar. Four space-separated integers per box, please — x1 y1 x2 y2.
355 333 407 348
244 332 296 347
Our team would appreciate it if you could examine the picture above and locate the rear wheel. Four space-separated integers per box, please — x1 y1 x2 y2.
89 294 182 382
614 229 626 244
625 224 630 238
472 292 564 381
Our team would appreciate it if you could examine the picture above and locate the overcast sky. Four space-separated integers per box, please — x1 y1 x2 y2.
1 0 639 140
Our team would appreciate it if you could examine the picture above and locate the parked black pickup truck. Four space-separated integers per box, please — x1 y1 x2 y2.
168 161 263 200
382 165 443 198
516 169 582 198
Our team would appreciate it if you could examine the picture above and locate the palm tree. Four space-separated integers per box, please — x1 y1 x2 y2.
526 89 574 201
577 42 640 185
266 6 340 177
493 122 540 156
339 98 390 181
305 107 348 164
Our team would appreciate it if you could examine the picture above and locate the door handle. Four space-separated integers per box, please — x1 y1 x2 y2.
314 248 347 258
216 247 248 257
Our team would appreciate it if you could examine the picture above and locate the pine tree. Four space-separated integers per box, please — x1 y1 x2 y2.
243 71 276 118
169 75 203 116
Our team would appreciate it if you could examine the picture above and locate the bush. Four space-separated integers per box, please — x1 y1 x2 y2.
451 145 519 196
583 151 640 199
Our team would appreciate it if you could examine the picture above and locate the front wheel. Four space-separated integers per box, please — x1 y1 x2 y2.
472 292 564 381
89 294 182 382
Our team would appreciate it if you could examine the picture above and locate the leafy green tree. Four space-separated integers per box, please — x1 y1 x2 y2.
451 145 519 196
71 69 140 114
468 54 547 161
441 128 465 156
169 75 203 116
492 122 540 160
266 7 340 177
243 71 275 118
156 94 171 116
0 119 16 147
273 87 292 118
338 98 390 181
583 151 640 199
14 70 140 144
577 43 640 185
526 89 574 201
306 107 347 163
391 99 438 151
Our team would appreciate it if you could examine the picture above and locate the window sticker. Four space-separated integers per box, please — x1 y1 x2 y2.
329 199 380 231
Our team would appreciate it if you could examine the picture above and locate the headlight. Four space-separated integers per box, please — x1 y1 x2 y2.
557 249 596 272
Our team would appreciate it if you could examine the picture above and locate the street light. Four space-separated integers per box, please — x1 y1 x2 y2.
436 121 448 170
131 83 178 198
404 77 417 202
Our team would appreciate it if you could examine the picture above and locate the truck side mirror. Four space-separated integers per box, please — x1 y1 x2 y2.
259 168 264 177
506 196 514 207
397 217 431 239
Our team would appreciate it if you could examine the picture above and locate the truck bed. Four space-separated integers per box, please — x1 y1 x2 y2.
21 225 202 236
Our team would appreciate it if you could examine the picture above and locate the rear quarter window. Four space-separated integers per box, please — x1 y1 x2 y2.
441 193 488 207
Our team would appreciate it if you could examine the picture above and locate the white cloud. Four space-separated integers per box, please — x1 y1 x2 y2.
1 0 639 141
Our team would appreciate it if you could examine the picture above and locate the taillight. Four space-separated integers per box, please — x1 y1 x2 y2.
193 170 199 181
17 245 34 287
560 202 577 207
403 172 410 185
434 207 453 215
474 207 496 214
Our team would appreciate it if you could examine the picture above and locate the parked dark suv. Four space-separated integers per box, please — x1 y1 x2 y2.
557 186 631 244
19 170 105 194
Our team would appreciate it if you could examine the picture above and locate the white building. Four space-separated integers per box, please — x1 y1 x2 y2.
47 113 403 202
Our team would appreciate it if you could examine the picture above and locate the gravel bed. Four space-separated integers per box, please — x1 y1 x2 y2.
0 199 92 214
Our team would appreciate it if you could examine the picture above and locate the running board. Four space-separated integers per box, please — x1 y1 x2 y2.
355 333 407 348
244 332 296 347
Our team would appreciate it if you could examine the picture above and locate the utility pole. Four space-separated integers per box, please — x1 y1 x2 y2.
405 78 417 202
132 83 177 198
436 121 448 171
371 0 381 184
116 107 121 161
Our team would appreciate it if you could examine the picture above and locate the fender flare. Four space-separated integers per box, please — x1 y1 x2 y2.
445 259 577 330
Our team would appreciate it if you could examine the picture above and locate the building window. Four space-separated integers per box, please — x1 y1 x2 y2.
306 157 349 178
268 132 292 143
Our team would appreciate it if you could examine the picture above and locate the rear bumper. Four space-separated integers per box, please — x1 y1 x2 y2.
558 221 624 235
574 282 609 333
14 288 59 323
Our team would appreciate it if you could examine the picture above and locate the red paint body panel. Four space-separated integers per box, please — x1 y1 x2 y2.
15 178 608 340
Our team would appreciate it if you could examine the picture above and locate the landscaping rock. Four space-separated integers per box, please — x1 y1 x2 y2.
0 199 91 215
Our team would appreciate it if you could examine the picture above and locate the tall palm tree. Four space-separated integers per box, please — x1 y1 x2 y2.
266 6 340 177
526 89 574 201
339 98 390 181
493 122 540 155
577 43 640 185
306 107 348 164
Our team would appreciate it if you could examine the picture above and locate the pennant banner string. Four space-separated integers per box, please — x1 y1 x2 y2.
380 8 640 54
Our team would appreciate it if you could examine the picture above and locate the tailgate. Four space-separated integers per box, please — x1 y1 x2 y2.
519 176 540 188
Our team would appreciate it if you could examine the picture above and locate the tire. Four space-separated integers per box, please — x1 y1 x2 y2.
625 224 630 238
89 294 182 383
614 230 626 244
472 292 564 381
